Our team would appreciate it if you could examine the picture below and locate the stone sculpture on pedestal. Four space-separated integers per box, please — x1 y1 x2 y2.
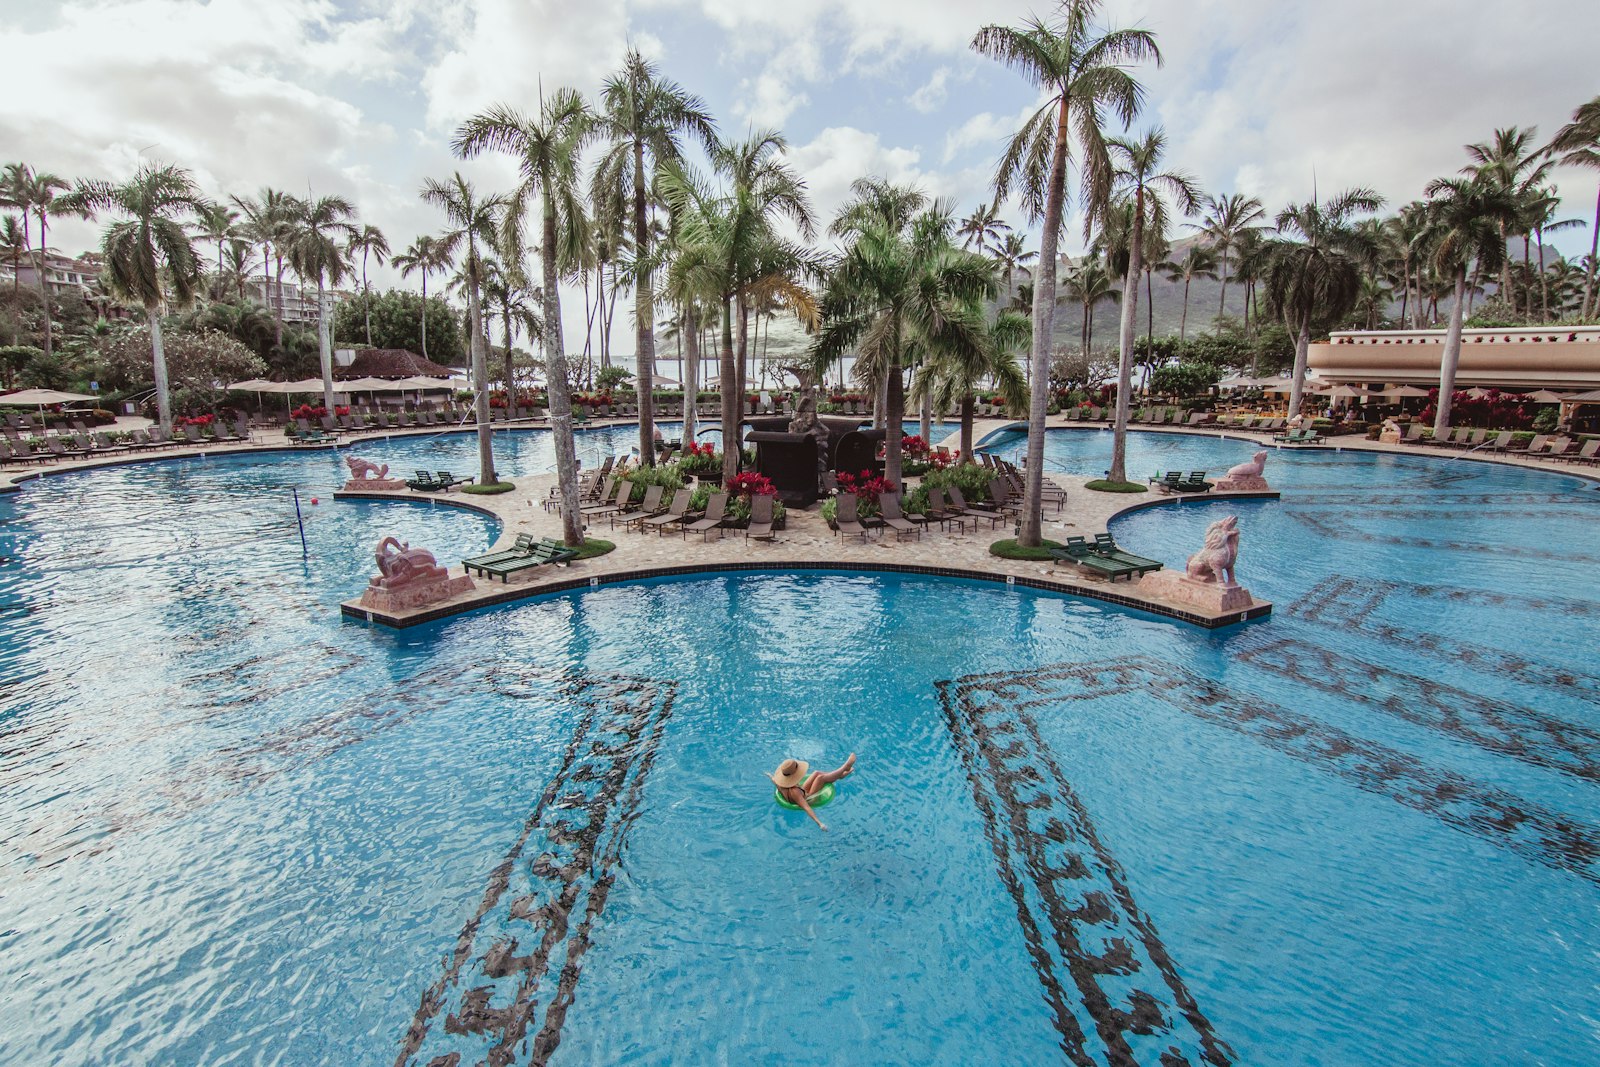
358 535 475 612
343 455 405 491
1138 515 1255 613
1212 450 1271 492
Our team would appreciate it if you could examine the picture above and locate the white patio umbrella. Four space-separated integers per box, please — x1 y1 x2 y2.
1525 389 1566 404
0 388 98 406
1375 384 1431 398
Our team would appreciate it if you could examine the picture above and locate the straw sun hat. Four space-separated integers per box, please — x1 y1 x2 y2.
771 758 809 788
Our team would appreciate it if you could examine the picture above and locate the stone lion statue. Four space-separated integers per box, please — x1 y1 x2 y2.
1226 451 1267 480
346 455 390 480
1185 515 1240 585
371 535 448 588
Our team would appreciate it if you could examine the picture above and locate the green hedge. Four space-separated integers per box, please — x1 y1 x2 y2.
989 538 1061 560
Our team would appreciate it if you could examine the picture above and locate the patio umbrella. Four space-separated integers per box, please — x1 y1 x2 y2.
1375 385 1431 398
1560 388 1600 404
1525 389 1566 404
0 388 98 406
224 378 274 391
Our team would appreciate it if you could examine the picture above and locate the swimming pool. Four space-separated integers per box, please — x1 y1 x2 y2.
0 427 1596 1064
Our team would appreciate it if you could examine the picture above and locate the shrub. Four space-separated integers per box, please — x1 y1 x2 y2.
677 440 720 475
989 538 1061 560
462 481 516 495
625 463 684 501
921 462 994 502
1084 479 1148 493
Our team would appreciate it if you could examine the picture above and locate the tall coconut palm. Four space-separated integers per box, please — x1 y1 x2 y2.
972 0 1158 545
193 201 239 284
1063 257 1120 356
1548 96 1600 319
1421 174 1521 434
1164 244 1218 340
59 163 206 431
1105 128 1198 483
2 165 72 357
392 235 453 358
994 231 1037 296
1522 188 1583 322
231 188 299 347
0 214 24 301
481 256 543 399
920 304 1031 459
421 174 508 486
955 200 1011 255
815 193 997 487
454 90 595 545
592 49 717 465
1263 187 1384 418
1463 126 1551 314
286 195 357 412
1194 192 1264 322
346 223 390 346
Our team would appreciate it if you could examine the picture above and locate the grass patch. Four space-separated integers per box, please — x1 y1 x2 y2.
461 481 516 495
570 538 615 560
989 537 1063 561
1084 479 1148 494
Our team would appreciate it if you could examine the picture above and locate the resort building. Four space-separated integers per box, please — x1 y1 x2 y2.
10 249 104 295
242 277 350 324
1308 326 1600 390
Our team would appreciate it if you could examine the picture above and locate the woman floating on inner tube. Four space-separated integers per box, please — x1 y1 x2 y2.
769 753 856 831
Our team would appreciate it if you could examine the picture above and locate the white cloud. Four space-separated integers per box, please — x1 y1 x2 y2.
908 68 950 114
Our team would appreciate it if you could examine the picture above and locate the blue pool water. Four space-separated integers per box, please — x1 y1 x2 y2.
0 426 1597 1065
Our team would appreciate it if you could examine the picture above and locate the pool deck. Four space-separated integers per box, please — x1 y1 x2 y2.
4 414 1594 631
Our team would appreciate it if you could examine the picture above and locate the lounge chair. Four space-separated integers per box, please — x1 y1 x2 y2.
744 493 776 542
615 484 665 530
1487 430 1515 452
682 492 729 540
406 470 444 491
1400 423 1426 443
462 533 537 575
833 492 872 541
641 488 693 534
471 537 579 582
1559 439 1600 464
1090 533 1164 575
434 471 474 490
1506 433 1544 454
581 478 633 519
945 485 1005 529
1543 436 1574 457
923 487 966 533
986 476 1026 516
1049 537 1142 581
877 493 922 541
1180 471 1213 492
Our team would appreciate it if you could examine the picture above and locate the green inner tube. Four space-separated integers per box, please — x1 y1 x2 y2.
775 781 836 810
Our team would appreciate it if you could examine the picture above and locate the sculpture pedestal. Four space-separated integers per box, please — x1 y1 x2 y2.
1212 474 1270 492
1138 570 1254 613
359 573 475 612
1378 420 1403 444
344 478 406 491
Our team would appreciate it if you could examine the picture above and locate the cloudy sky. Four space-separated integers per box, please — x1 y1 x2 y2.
3 0 1596 356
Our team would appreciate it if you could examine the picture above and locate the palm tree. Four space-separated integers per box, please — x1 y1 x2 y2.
2 165 72 357
1063 257 1120 356
1463 126 1551 314
661 133 819 483
1548 96 1600 319
0 214 25 301
59 163 206 431
421 174 508 487
815 187 995 486
972 0 1158 545
219 238 254 301
994 231 1037 296
1105 128 1198 483
1421 174 1520 434
1263 187 1384 418
1164 244 1218 340
481 257 543 399
193 200 239 284
346 223 390 346
454 90 595 545
955 200 1010 255
286 195 357 411
1194 192 1264 322
592 49 717 465
392 235 453 358
1522 188 1583 322
921 305 1031 459
231 188 299 347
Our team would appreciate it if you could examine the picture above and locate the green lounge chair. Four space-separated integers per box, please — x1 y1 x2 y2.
462 534 537 576
434 471 474 490
473 538 578 582
1178 471 1213 492
407 470 444 491
1090 533 1164 575
1048 537 1142 581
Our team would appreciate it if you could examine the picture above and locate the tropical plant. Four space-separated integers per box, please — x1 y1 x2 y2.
346 223 390 346
1163 244 1217 340
1 164 72 358
230 188 299 348
592 49 717 464
0 214 25 302
1193 192 1264 323
392 234 454 360
956 200 1010 255
972 0 1159 543
421 173 508 486
285 195 357 411
1420 173 1521 433
480 258 542 396
1547 96 1600 319
454 88 595 545
1105 128 1199 483
1262 187 1384 419
994 231 1037 296
59 163 207 430
1463 126 1551 315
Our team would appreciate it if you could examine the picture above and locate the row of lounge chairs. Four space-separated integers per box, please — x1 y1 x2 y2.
1395 425 1599 461
0 420 253 466
461 535 578 583
405 470 474 492
574 479 770 541
980 453 1068 513
1149 471 1213 493
832 485 1006 542
1273 427 1323 445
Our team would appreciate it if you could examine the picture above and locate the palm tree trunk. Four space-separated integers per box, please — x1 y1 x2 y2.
1433 270 1469 436
1583 183 1600 319
720 293 739 484
1536 226 1550 322
682 303 699 443
542 206 582 546
419 274 429 358
37 210 53 359
1109 187 1144 485
502 303 516 407
1018 98 1070 546
273 255 286 349
735 298 750 441
884 358 904 489
1217 250 1229 320
960 393 975 459
362 250 373 345
919 387 932 445
1180 277 1190 340
466 266 496 486
633 140 656 466
316 279 337 413
1287 315 1311 419
147 303 172 433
